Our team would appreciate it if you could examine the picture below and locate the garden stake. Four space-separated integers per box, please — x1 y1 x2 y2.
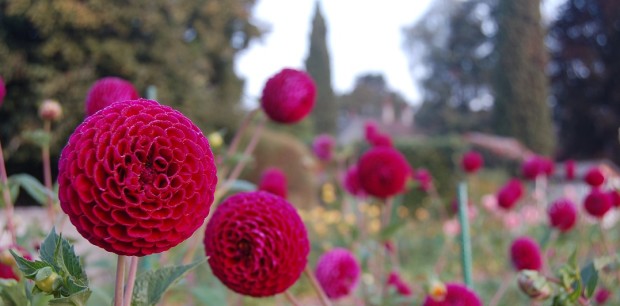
457 181 473 288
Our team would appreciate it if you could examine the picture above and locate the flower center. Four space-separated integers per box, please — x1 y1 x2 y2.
237 239 252 257
140 164 156 185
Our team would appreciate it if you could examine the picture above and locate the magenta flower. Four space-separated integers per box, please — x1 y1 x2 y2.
584 167 605 187
0 245 31 280
461 150 483 174
548 198 577 232
315 248 361 300
357 147 411 198
204 191 309 297
510 236 543 271
312 134 336 161
414 168 433 192
368 132 393 147
584 188 612 218
422 283 482 306
258 167 287 198
0 76 6 107
608 190 620 208
85 77 139 116
595 288 611 304
342 164 366 198
521 156 553 180
58 99 217 256
261 68 316 124
565 159 576 180
496 179 524 210
386 271 413 296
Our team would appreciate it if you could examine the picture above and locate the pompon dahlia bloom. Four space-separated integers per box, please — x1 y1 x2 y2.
204 191 309 297
521 156 553 179
387 271 413 296
422 283 482 306
85 77 139 116
496 179 524 210
461 150 483 174
342 165 366 198
595 288 611 304
510 236 543 271
565 159 576 180
315 248 361 300
369 132 393 147
608 190 620 208
584 188 612 218
0 76 6 107
584 167 605 187
548 198 577 232
260 68 316 124
357 147 410 198
258 167 288 198
58 99 217 256
364 120 379 141
414 168 433 192
312 134 336 161
0 245 32 280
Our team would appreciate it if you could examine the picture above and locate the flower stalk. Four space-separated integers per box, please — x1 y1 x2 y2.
0 140 16 244
457 181 473 288
114 255 126 306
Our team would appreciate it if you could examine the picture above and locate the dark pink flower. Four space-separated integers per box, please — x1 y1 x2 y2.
261 68 316 124
548 198 577 232
584 167 605 187
85 77 139 116
414 168 433 192
595 288 611 304
496 179 524 210
312 134 336 161
58 99 217 256
357 147 410 198
521 156 552 180
422 283 482 306
0 245 32 280
315 248 361 300
204 191 309 297
369 132 393 147
258 167 287 198
364 120 379 142
608 190 620 208
584 188 612 218
387 271 412 296
0 76 6 107
510 236 543 271
461 151 483 174
565 159 576 180
342 165 366 198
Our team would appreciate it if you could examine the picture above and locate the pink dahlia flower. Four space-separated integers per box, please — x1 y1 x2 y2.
584 167 605 187
364 120 379 141
58 99 217 256
496 179 524 210
595 288 611 304
85 77 139 116
387 271 413 296
548 198 578 232
584 188 612 218
368 132 393 147
422 283 482 306
357 147 410 198
315 248 361 300
0 76 6 107
608 190 620 208
204 191 309 297
461 151 483 174
521 156 553 180
258 167 288 198
312 134 336 161
565 159 576 180
261 68 316 124
0 245 32 280
342 164 366 198
414 168 433 192
510 236 543 271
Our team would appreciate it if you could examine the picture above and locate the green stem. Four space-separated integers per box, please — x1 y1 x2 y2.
42 119 56 224
457 181 473 288
0 140 16 244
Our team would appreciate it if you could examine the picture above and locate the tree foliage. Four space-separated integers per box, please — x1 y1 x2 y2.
549 0 620 163
0 0 261 162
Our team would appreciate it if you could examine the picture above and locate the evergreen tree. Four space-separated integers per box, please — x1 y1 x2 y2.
549 0 620 163
492 0 554 155
304 2 337 135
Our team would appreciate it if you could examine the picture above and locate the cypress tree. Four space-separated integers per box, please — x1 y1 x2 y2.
305 2 337 135
493 0 555 155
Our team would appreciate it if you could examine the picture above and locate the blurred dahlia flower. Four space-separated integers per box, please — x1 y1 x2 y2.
315 248 361 299
260 68 316 124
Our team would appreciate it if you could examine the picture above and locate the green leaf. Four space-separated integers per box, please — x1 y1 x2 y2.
39 228 61 269
131 260 204 306
21 130 51 148
9 174 54 206
57 236 87 287
47 289 91 306
10 250 50 279
0 279 30 306
580 262 598 298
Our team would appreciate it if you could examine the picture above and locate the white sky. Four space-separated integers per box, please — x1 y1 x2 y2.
234 0 566 108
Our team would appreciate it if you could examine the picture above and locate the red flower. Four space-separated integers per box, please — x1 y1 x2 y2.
0 245 32 280
364 120 379 142
496 179 524 210
414 168 433 192
510 236 543 271
608 190 620 208
85 77 139 116
258 167 287 198
260 68 316 124
387 271 413 296
565 159 576 180
342 165 366 198
548 198 577 232
595 288 611 304
58 99 217 256
461 151 483 174
0 76 6 107
357 147 410 198
521 156 553 180
312 134 336 161
204 191 309 297
584 167 605 187
369 132 393 147
422 283 482 306
584 188 612 218
315 248 361 300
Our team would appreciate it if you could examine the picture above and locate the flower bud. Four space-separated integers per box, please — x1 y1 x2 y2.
39 99 63 121
207 131 224 149
35 267 61 293
517 270 552 300
428 279 447 302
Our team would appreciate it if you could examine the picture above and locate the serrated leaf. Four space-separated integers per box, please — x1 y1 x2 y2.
0 279 30 306
10 250 50 279
58 237 87 287
131 260 204 306
580 262 598 298
10 174 54 206
47 289 91 306
39 228 61 270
